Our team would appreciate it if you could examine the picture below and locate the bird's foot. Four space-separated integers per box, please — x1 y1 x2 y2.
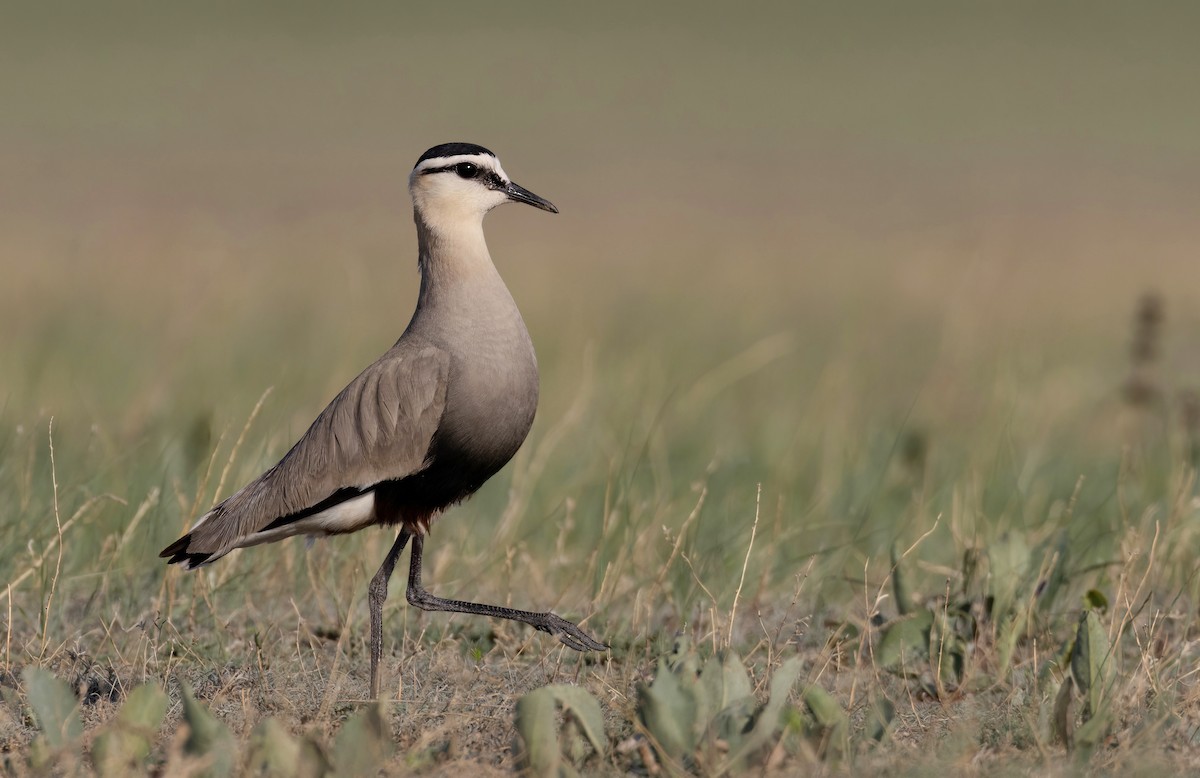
534 613 608 652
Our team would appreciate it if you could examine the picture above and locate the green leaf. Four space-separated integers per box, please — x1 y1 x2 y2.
550 686 606 758
516 689 561 778
297 737 332 778
1034 532 1071 614
719 652 753 703
246 718 300 777
332 702 392 777
1074 708 1111 760
875 609 933 670
995 605 1027 677
802 685 849 760
119 683 169 731
638 658 694 759
180 681 236 777
1052 676 1074 750
93 683 168 776
1070 609 1111 720
22 667 82 748
803 684 846 726
726 657 804 765
667 634 698 677
516 685 606 777
930 611 967 689
694 655 721 740
961 547 981 599
867 696 896 743
93 730 126 774
988 533 1031 623
712 694 757 748
696 650 754 747
891 541 910 616
1083 589 1109 613
830 621 859 642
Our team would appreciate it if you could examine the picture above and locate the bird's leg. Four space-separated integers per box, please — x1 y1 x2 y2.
368 529 412 700
405 533 608 652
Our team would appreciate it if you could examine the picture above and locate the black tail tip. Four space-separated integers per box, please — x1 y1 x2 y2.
160 535 212 568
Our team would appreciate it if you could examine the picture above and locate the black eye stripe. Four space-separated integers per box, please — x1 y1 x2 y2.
420 163 487 176
418 162 508 190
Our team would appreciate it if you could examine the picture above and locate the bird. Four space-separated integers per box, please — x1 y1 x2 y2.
160 142 607 699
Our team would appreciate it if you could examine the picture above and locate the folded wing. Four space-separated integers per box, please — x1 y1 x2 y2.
161 341 450 567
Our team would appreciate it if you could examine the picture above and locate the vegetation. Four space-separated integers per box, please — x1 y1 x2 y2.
4 3 1200 775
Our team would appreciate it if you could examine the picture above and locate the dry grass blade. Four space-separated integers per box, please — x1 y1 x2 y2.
212 387 274 508
727 483 761 649
39 419 63 661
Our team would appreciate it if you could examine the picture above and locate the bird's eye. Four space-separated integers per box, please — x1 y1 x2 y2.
455 162 479 179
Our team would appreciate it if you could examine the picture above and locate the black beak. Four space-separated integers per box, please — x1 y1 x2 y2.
504 181 558 213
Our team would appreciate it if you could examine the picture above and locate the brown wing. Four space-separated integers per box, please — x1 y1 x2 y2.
162 340 449 566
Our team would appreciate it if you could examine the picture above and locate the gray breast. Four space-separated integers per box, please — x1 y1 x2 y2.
436 312 539 476
408 272 540 498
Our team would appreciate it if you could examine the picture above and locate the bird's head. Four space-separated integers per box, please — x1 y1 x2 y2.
410 143 557 232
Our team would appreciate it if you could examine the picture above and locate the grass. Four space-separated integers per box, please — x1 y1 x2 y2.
5 2 1200 775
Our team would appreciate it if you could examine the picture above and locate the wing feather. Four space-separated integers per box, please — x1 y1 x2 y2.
165 340 449 564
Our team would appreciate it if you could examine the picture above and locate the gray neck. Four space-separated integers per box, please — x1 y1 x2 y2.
405 211 527 350
415 214 496 299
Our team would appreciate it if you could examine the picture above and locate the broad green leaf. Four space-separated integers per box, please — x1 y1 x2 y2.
332 702 392 777
931 612 967 689
867 696 896 743
297 737 332 778
667 635 695 675
22 667 82 748
246 718 300 777
638 657 694 759
705 653 753 745
995 606 1027 677
961 547 981 599
516 685 605 777
891 541 910 616
550 686 606 758
1074 708 1111 760
803 684 847 729
712 694 757 746
989 533 1031 623
725 657 804 765
93 683 168 776
119 683 169 731
1034 532 1071 614
181 681 236 777
1052 676 1074 749
802 685 849 761
719 652 752 705
695 655 722 740
93 730 127 776
516 688 563 778
831 621 859 642
1071 609 1111 720
875 609 933 670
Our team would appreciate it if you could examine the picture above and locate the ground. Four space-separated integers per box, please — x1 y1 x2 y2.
4 3 1200 775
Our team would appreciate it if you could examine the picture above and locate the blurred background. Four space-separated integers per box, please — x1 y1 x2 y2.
3 2 1200 619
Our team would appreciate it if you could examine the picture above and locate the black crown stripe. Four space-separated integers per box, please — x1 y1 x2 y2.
415 143 496 167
